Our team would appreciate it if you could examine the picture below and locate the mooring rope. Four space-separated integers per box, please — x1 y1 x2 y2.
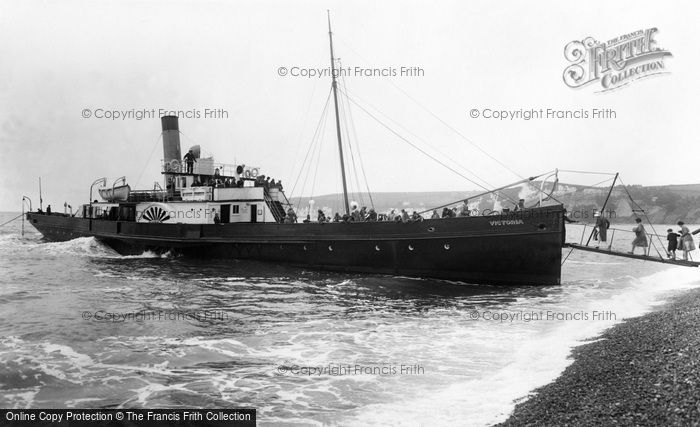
0 213 24 228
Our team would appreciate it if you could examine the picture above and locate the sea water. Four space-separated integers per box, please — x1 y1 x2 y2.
0 212 698 426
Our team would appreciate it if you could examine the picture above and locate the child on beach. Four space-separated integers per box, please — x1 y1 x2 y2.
667 229 680 259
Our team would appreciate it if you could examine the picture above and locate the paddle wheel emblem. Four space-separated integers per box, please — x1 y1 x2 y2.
141 205 171 223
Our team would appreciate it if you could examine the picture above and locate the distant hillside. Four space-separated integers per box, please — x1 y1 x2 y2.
290 183 700 223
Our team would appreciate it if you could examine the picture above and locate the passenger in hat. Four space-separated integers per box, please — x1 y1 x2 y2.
593 210 610 250
629 218 648 255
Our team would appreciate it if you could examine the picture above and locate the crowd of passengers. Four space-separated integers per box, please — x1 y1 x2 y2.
188 168 284 191
283 200 480 224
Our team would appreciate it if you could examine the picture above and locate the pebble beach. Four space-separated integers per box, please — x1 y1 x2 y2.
499 287 700 426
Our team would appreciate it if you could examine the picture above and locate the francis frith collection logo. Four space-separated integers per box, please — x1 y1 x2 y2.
563 28 672 92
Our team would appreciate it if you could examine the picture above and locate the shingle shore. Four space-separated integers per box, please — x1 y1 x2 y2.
498 287 700 426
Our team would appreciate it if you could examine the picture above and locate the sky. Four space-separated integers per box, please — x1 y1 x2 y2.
1 0 699 211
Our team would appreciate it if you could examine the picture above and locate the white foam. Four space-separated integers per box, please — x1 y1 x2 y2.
339 266 700 426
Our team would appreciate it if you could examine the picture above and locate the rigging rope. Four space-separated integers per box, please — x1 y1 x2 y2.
335 36 524 181
340 86 499 194
290 87 333 201
134 131 164 188
341 90 519 205
618 177 667 259
337 79 368 208
339 70 374 209
296 102 330 211
0 213 24 228
286 77 321 180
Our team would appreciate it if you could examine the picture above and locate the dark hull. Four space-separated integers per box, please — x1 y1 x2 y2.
26 206 565 286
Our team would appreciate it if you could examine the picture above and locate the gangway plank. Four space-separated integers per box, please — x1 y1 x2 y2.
565 243 700 268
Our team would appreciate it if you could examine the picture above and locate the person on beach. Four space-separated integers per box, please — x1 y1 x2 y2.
593 211 611 250
667 228 680 259
677 221 696 261
628 218 648 255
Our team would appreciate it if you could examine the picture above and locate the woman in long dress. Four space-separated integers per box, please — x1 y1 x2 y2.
629 218 648 255
677 221 696 260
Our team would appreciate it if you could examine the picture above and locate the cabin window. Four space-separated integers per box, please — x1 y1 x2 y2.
232 205 240 215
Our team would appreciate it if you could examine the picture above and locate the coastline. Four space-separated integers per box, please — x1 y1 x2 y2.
498 286 700 426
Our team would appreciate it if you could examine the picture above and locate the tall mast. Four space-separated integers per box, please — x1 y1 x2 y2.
327 11 350 215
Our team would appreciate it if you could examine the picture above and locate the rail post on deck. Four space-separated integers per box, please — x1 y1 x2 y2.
21 196 31 236
89 177 107 221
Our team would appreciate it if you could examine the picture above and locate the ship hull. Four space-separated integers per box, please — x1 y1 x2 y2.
26 206 564 286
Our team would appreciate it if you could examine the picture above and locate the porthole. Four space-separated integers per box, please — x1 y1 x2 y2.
408 245 414 251
427 227 435 232
375 245 381 251
328 245 333 251
303 245 307 251
538 223 547 230
444 243 450 250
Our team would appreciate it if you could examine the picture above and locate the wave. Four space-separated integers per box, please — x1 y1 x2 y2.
338 266 700 426
1 236 171 259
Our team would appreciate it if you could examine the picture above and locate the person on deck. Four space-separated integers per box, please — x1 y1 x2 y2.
667 228 680 260
359 206 368 221
285 208 297 223
350 206 362 222
214 168 221 178
333 212 341 222
441 207 450 218
367 209 378 222
629 218 648 255
459 201 471 217
593 211 611 250
431 210 440 219
303 214 311 223
562 208 578 246
411 211 423 222
317 210 327 223
46 205 52 215
678 221 696 261
388 209 396 221
183 150 197 174
400 209 410 223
